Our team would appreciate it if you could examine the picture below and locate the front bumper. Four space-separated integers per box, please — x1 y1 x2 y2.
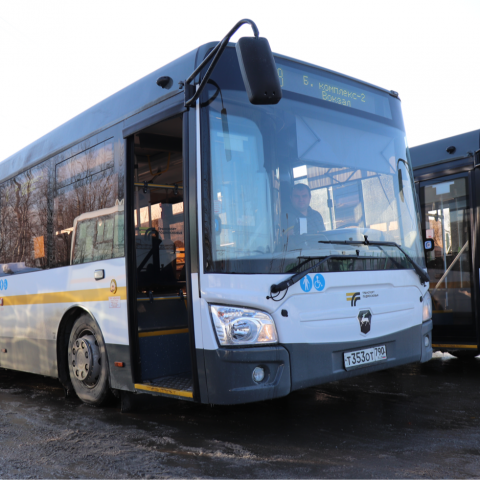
203 321 433 405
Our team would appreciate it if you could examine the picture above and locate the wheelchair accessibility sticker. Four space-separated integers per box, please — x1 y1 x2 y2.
313 274 325 291
0 279 8 291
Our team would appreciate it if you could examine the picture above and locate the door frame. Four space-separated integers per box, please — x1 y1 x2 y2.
416 170 478 346
123 100 202 400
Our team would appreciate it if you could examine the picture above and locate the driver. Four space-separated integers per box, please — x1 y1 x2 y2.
283 183 325 235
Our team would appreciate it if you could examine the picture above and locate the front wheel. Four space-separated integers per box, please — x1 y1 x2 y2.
67 314 112 406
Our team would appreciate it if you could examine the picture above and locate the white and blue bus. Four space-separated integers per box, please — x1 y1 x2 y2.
0 20 432 409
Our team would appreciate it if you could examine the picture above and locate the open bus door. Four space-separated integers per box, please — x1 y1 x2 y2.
418 174 477 353
126 113 196 400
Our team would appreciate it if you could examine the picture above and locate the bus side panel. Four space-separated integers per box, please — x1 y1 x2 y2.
0 258 129 378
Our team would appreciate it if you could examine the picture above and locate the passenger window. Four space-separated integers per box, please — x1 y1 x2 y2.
54 138 124 267
71 201 124 265
0 160 54 275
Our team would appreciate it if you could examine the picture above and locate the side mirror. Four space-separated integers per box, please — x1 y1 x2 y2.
236 37 282 105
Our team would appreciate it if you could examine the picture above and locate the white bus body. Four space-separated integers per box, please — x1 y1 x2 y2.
0 31 433 407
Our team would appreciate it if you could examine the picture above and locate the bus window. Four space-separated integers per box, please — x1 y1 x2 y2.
71 201 125 265
54 139 123 267
0 160 52 274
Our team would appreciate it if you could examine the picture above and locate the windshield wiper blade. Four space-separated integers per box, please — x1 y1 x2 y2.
269 255 360 297
318 236 429 285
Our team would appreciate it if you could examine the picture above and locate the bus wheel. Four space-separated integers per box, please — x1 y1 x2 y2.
67 314 111 406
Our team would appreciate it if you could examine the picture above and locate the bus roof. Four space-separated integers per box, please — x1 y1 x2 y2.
0 46 199 183
410 129 480 170
0 43 397 183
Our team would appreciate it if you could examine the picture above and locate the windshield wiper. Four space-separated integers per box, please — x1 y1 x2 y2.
269 254 361 297
317 236 429 285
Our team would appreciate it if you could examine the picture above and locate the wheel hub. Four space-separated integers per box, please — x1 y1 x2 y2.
71 334 101 386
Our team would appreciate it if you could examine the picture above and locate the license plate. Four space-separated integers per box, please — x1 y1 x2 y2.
344 345 387 370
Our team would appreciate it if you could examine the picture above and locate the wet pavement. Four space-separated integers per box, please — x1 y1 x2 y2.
1 352 480 478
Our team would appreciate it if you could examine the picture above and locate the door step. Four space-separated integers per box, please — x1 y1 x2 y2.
135 373 193 400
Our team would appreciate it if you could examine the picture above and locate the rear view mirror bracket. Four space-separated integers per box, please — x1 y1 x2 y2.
183 18 281 108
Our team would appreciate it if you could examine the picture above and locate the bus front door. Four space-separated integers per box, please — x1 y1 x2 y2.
130 115 193 398
419 175 477 351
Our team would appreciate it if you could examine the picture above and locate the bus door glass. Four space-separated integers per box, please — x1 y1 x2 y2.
131 115 192 388
419 176 475 336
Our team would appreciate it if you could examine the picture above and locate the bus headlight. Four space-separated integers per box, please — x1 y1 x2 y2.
422 292 432 322
209 305 278 346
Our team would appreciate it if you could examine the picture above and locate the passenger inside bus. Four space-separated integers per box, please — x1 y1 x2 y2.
282 183 325 236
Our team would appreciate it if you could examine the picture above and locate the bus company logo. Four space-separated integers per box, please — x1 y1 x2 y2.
346 292 360 306
110 279 117 294
358 309 372 335
0 279 8 291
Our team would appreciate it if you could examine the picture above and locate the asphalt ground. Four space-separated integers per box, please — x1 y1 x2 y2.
1 352 480 478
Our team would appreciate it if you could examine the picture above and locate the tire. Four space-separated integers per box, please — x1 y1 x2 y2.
67 314 112 406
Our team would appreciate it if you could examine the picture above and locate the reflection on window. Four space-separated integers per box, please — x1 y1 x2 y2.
421 177 472 323
210 113 274 264
54 139 120 267
0 162 52 275
71 201 125 265
0 137 124 275
205 87 424 274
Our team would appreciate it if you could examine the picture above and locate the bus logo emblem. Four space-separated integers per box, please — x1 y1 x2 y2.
347 292 360 306
110 279 117 294
358 309 372 334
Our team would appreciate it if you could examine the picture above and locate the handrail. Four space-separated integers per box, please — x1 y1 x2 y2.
137 295 187 302
134 182 183 190
432 240 469 293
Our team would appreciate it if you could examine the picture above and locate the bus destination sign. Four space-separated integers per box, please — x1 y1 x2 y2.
277 64 392 119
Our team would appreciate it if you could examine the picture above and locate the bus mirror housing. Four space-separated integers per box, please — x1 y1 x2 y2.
236 37 282 105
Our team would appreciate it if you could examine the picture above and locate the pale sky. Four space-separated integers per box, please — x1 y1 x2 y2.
1 0 479 162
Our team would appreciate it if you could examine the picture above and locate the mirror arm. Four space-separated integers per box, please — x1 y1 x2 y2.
184 18 259 108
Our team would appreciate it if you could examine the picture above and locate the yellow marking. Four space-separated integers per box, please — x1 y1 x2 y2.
432 344 478 350
138 328 189 338
2 287 127 306
433 310 453 313
135 383 193 398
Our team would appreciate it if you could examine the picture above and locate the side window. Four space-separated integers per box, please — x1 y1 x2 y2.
71 201 124 265
0 160 54 275
0 135 125 276
53 139 124 267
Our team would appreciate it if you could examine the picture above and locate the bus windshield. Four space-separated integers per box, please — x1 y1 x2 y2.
202 52 424 274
